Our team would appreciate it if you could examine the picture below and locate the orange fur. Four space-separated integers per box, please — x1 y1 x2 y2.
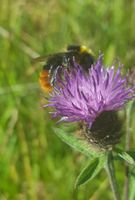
39 70 52 92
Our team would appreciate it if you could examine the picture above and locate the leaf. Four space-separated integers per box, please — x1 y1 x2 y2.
114 148 135 165
75 156 106 188
54 128 104 158
129 167 135 200
114 148 135 200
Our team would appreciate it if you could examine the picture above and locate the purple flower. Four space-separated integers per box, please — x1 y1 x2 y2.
45 56 135 128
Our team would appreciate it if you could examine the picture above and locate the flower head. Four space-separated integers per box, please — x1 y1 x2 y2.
45 56 135 128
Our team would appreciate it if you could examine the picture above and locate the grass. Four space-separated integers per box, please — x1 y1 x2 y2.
0 0 135 199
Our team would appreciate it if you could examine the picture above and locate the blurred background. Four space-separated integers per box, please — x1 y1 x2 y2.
0 0 135 199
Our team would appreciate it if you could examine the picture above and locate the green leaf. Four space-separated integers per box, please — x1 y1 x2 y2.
115 148 135 165
75 156 106 188
129 167 135 200
54 128 104 158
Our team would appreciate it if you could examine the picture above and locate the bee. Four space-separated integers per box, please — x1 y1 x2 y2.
34 45 94 92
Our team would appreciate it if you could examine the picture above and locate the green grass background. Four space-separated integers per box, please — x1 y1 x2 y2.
0 0 135 199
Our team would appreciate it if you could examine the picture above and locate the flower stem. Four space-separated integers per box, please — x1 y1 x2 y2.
105 152 120 200
124 101 134 200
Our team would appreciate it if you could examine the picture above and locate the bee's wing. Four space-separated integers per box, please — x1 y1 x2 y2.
31 55 51 64
31 52 70 64
32 51 74 63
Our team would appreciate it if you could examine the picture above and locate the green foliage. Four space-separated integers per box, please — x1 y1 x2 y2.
114 148 135 165
54 127 104 158
0 0 135 199
75 156 106 188
129 167 135 200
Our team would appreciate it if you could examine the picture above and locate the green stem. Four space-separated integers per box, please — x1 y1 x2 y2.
124 101 134 200
105 152 120 200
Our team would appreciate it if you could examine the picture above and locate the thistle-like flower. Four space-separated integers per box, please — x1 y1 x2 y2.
45 56 135 148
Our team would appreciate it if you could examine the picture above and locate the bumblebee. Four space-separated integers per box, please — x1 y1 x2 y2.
34 45 94 92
